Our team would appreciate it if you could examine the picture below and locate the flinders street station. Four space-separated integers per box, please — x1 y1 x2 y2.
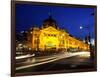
16 15 90 54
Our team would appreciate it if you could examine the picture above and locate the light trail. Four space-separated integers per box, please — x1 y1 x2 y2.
16 51 90 70
16 56 58 64
16 54 35 60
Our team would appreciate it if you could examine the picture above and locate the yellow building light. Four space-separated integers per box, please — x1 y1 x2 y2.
31 25 89 52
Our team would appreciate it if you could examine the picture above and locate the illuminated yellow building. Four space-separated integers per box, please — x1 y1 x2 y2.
31 16 89 52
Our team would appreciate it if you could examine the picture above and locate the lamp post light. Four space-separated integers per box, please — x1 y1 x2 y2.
80 26 83 30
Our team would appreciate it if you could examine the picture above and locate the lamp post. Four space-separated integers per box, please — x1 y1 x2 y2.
79 25 94 59
79 25 85 51
79 12 95 61
80 25 90 44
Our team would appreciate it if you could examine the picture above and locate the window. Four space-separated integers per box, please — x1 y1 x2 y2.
34 40 37 44
60 40 64 44
54 34 56 37
34 34 37 36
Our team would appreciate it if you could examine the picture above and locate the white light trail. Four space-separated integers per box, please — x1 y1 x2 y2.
16 51 90 70
16 54 35 60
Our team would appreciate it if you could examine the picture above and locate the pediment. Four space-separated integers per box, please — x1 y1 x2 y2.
42 26 59 33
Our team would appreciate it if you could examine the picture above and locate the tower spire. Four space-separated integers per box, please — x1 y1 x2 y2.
48 12 51 17
48 8 52 19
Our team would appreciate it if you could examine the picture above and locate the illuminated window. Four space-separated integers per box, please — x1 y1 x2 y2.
34 34 37 36
34 40 37 44
48 34 50 36
54 34 56 37
44 33 46 36
34 39 39 44
60 40 64 44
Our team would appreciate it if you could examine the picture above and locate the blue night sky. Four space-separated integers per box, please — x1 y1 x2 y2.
15 3 95 40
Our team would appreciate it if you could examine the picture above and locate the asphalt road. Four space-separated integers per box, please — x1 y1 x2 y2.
16 52 95 73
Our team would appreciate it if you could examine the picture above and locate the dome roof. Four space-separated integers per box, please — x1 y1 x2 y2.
42 16 57 29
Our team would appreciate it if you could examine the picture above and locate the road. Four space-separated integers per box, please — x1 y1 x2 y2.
16 51 95 73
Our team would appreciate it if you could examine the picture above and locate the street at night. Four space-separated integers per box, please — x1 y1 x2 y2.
16 51 95 73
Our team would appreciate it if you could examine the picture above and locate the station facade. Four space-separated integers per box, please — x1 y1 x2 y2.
31 16 89 52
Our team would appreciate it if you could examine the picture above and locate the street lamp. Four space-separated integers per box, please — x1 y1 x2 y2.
79 25 91 44
79 25 94 59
